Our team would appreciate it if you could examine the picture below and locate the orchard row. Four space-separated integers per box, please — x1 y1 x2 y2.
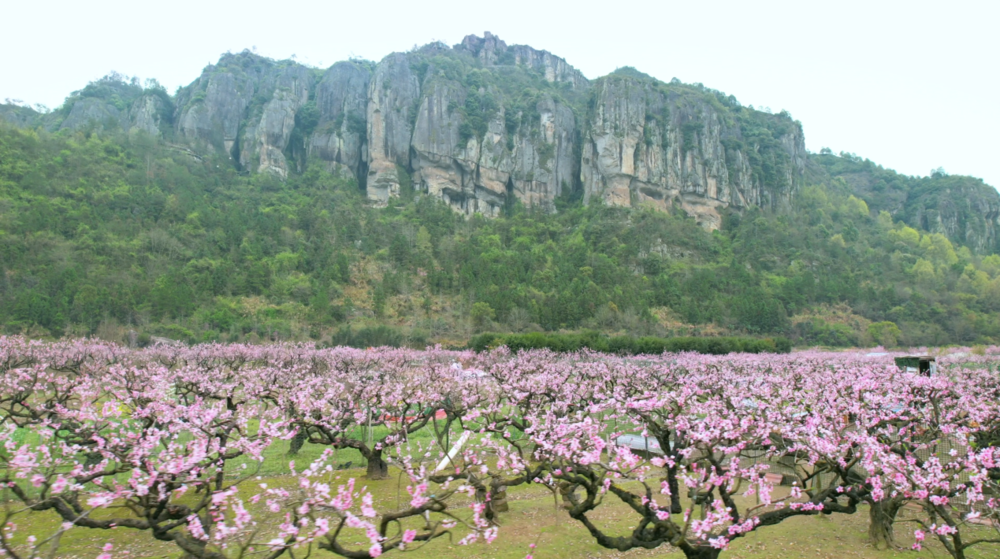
0 337 998 559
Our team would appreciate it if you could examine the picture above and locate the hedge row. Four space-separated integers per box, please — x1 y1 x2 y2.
327 325 429 349
468 331 792 355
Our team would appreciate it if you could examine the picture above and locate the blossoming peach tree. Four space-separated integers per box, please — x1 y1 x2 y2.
0 337 997 559
0 339 494 559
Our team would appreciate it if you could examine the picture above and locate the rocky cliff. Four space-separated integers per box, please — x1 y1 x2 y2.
0 35 805 227
581 70 806 228
1 74 173 136
2 32 996 250
169 36 805 225
366 52 422 202
349 36 806 222
458 31 588 88
173 52 316 178
309 61 372 180
917 179 1000 253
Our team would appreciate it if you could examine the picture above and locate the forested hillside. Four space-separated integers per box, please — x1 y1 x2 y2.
1 123 998 347
813 152 1000 254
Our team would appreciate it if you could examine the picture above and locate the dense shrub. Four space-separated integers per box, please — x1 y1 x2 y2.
468 331 791 355
330 325 405 348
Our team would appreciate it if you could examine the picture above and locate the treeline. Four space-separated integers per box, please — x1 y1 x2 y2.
1 124 999 348
469 331 792 354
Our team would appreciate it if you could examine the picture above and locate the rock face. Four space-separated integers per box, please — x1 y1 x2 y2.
580 74 807 228
5 36 810 229
825 157 1000 254
308 61 372 180
237 66 312 179
354 36 803 224
128 94 170 135
1 82 171 136
174 51 314 178
365 36 587 214
58 93 171 136
58 97 127 130
407 78 577 216
366 53 422 202
457 31 588 88
918 181 1000 254
0 104 44 128
509 97 578 209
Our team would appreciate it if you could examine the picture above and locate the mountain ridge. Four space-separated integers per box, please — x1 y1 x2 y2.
1 34 806 226
1 32 998 254
2 105 1000 347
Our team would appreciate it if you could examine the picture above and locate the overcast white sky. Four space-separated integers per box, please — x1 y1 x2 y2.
2 0 997 189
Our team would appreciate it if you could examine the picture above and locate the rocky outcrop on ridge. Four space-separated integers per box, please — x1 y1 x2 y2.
817 155 1000 254
457 31 588 88
308 61 372 180
581 72 806 228
1 76 172 136
173 52 315 178
3 32 997 252
2 36 808 226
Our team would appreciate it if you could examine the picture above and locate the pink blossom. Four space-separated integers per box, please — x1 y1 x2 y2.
361 494 377 517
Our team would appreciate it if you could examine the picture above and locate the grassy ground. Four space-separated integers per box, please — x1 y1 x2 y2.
7 463 998 559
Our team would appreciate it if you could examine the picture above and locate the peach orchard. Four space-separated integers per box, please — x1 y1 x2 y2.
0 337 998 559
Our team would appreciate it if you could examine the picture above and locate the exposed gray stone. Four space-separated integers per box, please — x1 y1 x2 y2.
175 52 314 177
237 65 313 178
366 53 421 202
6 34 994 251
128 94 166 136
59 97 127 131
0 104 43 128
581 76 806 229
458 31 588 89
308 61 372 180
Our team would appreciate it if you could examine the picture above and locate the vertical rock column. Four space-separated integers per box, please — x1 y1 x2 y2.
308 61 372 180
366 53 420 202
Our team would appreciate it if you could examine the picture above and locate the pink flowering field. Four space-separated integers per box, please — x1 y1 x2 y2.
1 337 998 559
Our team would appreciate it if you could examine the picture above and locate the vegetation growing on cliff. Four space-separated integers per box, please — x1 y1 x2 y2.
1 124 998 347
814 151 1000 254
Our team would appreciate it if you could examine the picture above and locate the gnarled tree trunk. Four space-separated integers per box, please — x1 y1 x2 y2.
288 428 307 455
667 464 682 513
366 448 389 479
475 483 509 522
559 481 578 509
683 545 722 559
868 498 902 548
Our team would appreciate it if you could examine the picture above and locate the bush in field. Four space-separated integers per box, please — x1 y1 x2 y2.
469 331 791 354
329 324 405 348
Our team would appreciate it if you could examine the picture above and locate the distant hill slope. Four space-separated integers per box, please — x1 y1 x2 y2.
0 122 998 347
809 153 999 254
1 33 999 347
5 34 996 257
